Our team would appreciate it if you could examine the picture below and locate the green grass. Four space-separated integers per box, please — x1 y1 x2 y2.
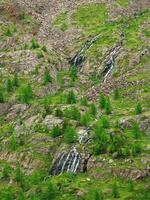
53 12 68 32
115 0 130 8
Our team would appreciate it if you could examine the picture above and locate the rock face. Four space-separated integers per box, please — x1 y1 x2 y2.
43 115 63 130
50 129 90 175
50 146 81 175
69 34 101 68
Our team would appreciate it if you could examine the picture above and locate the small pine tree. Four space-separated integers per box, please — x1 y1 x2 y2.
93 190 104 200
6 79 13 92
112 182 120 198
127 180 134 192
99 94 106 109
41 181 56 200
9 135 17 151
2 165 12 179
55 108 63 117
19 84 33 104
66 90 76 104
105 100 112 114
69 66 77 81
51 126 62 138
64 126 77 144
0 89 4 103
80 96 88 106
17 190 25 200
80 112 91 126
15 167 24 183
131 143 142 156
5 28 12 37
89 103 97 116
113 88 120 100
68 106 81 120
135 103 142 115
44 69 52 84
132 122 141 139
12 73 19 87
101 117 110 129
41 45 47 52
31 38 40 49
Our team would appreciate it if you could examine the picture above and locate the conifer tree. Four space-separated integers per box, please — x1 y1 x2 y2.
6 79 13 92
135 103 142 115
12 73 19 87
0 89 4 103
66 90 76 104
70 66 77 81
19 84 33 104
89 103 97 116
44 69 52 84
105 100 112 114
99 94 106 109
64 126 77 144
112 182 120 198
113 88 120 100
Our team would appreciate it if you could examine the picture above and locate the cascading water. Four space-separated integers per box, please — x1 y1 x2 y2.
50 146 81 176
102 45 122 82
50 129 90 176
69 34 101 68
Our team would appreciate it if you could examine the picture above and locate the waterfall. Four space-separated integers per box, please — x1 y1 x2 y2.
50 146 81 175
103 46 121 82
69 34 101 67
50 129 89 176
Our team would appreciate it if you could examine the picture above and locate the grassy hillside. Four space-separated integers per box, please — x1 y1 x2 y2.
0 0 150 199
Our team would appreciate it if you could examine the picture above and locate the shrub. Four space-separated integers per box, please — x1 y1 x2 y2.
2 165 12 179
113 88 120 100
5 28 12 37
55 108 63 117
99 94 106 109
127 180 134 192
15 167 24 183
41 181 56 200
89 103 97 116
131 143 142 156
135 103 142 114
41 45 47 52
44 69 52 84
93 190 104 200
80 96 88 106
131 122 141 139
64 106 81 120
19 84 33 104
31 38 40 49
9 135 17 151
51 126 62 138
6 79 13 92
101 117 110 129
12 74 19 87
17 190 25 200
0 88 4 103
93 125 109 154
111 182 120 198
105 100 112 114
69 66 77 81
66 90 76 104
64 126 77 144
80 112 91 126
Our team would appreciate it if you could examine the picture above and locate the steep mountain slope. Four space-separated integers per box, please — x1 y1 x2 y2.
0 0 150 199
